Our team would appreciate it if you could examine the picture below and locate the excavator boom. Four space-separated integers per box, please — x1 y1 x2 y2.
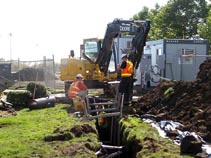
96 19 151 75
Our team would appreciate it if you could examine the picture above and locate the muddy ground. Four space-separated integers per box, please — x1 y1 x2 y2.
134 59 211 143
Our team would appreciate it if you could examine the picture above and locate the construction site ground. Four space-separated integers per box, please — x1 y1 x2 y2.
133 59 211 143
1 59 211 157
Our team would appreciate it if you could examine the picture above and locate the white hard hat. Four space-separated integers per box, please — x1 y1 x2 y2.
121 54 127 59
76 74 83 78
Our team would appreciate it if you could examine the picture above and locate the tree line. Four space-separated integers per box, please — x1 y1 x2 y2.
133 0 211 53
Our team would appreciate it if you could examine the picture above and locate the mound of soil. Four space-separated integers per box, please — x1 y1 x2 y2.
134 59 211 142
44 124 97 142
0 110 16 117
0 103 17 117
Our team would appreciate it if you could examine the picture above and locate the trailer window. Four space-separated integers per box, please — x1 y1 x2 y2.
181 49 195 55
156 48 162 56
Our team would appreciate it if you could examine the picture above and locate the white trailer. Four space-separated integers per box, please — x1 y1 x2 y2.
140 39 210 87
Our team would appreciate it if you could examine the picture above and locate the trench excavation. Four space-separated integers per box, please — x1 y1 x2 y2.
84 93 138 158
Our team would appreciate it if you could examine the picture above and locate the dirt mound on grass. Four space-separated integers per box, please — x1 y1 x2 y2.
0 103 17 117
134 59 211 142
44 124 97 142
0 110 16 117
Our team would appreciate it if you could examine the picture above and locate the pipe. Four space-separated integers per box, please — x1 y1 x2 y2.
106 151 122 158
28 96 56 110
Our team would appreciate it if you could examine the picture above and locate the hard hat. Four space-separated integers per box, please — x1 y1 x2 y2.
76 74 83 78
121 54 127 59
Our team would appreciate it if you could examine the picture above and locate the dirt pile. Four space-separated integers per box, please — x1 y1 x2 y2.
134 59 211 142
0 102 17 117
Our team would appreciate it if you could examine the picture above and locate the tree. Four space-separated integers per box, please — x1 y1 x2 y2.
132 4 163 40
132 0 209 40
158 0 208 38
133 7 150 20
198 7 211 53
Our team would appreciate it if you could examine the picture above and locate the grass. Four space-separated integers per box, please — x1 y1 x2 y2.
0 104 99 158
0 102 197 158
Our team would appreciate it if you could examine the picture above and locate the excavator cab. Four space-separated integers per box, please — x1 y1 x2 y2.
83 38 101 63
82 38 118 79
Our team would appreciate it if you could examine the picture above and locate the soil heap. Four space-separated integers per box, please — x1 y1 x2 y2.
134 59 211 142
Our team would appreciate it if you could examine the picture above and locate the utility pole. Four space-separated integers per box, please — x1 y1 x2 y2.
9 33 12 62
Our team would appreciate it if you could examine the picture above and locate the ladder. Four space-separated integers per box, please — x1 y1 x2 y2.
84 93 124 120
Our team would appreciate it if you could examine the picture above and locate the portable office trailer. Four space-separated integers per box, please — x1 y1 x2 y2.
143 39 210 87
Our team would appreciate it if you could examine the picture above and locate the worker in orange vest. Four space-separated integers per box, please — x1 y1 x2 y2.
68 74 88 112
118 54 133 104
68 74 87 99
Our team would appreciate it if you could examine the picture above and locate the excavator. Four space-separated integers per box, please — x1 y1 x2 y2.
60 18 150 96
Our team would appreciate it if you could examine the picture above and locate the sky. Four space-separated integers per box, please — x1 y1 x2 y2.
0 0 169 62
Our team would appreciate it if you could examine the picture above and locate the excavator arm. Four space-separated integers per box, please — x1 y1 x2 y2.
95 19 151 76
129 20 150 69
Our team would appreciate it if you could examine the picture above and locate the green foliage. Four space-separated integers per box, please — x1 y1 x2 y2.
198 8 211 53
6 90 31 108
133 0 209 40
26 82 48 99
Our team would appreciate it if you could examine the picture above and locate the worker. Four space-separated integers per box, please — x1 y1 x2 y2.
68 74 87 99
118 54 133 105
68 74 88 112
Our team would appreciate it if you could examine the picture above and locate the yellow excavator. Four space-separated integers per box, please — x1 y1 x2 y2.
60 19 150 95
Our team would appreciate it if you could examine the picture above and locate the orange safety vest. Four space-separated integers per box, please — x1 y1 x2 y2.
68 81 84 99
121 60 133 77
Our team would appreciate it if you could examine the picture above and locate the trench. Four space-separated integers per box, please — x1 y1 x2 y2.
95 115 126 158
95 113 146 158
84 94 126 158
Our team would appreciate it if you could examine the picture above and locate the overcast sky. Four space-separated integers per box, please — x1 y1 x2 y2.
0 0 168 62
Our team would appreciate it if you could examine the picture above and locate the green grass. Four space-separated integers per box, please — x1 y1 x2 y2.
0 104 196 158
0 104 99 158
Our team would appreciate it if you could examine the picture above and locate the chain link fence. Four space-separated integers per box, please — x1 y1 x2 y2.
0 56 58 91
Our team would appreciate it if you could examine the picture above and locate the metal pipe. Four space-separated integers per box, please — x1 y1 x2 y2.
101 144 124 150
88 112 120 120
181 54 211 57
89 108 118 113
106 151 122 158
